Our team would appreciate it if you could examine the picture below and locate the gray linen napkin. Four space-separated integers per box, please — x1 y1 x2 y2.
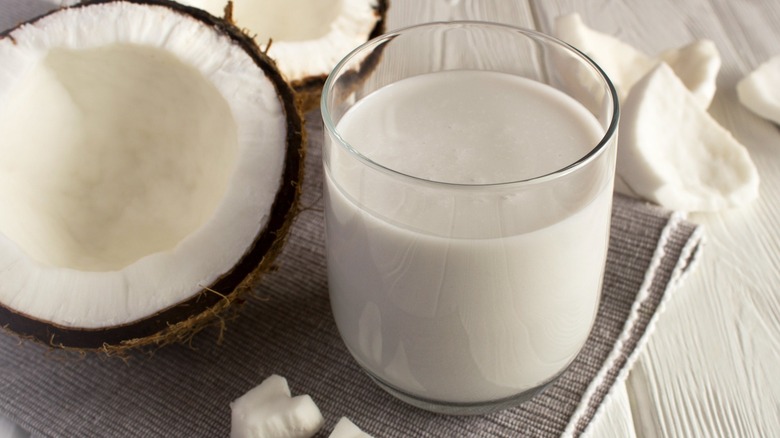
0 111 702 437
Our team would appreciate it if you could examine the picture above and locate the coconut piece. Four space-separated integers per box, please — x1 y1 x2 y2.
618 63 759 211
0 0 303 351
230 375 325 438
180 0 388 112
554 13 720 107
554 12 656 102
737 54 780 125
659 39 721 108
329 417 373 438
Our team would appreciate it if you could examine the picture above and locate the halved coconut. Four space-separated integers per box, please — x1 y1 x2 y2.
178 0 389 112
0 0 304 351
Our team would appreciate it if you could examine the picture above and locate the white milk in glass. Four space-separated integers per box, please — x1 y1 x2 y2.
325 70 613 403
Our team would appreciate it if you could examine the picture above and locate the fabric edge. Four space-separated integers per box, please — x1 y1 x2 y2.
563 212 704 437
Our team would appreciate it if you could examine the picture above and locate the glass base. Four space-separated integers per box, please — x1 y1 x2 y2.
364 369 556 416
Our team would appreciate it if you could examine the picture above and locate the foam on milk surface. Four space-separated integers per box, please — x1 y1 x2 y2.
325 70 612 403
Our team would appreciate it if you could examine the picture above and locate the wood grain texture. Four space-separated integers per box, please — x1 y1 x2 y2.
385 0 534 30
532 1 780 436
584 384 637 438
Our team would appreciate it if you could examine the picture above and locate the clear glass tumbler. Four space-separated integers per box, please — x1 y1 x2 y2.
321 21 618 415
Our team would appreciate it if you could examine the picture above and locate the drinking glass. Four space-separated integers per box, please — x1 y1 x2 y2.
321 21 618 415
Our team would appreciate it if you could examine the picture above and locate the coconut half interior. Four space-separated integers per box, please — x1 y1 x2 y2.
0 44 237 272
0 3 288 329
183 0 382 82
229 0 343 42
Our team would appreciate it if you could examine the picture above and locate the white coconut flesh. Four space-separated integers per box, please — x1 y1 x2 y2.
181 0 383 83
0 3 290 331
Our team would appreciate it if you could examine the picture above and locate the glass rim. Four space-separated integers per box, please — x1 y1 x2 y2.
320 20 620 189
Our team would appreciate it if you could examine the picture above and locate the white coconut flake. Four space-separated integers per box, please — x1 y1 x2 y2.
554 13 721 107
737 54 780 125
0 3 287 328
329 417 373 438
554 13 656 103
659 39 721 108
230 375 325 438
618 63 759 212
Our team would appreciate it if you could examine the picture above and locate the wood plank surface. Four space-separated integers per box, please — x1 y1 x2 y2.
386 0 534 28
584 384 637 438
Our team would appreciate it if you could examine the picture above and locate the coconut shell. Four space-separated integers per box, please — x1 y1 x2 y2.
291 0 389 113
0 0 305 353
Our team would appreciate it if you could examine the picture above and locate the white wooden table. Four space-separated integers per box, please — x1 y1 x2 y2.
2 0 778 436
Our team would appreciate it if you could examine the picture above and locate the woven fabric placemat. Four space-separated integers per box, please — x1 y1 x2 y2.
0 111 702 437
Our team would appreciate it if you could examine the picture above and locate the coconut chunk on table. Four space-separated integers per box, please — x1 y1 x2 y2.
230 374 325 438
554 12 655 102
658 39 721 108
329 417 373 438
554 13 721 107
617 62 759 212
737 54 780 125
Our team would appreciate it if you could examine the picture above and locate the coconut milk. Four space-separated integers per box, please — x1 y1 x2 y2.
324 70 613 403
